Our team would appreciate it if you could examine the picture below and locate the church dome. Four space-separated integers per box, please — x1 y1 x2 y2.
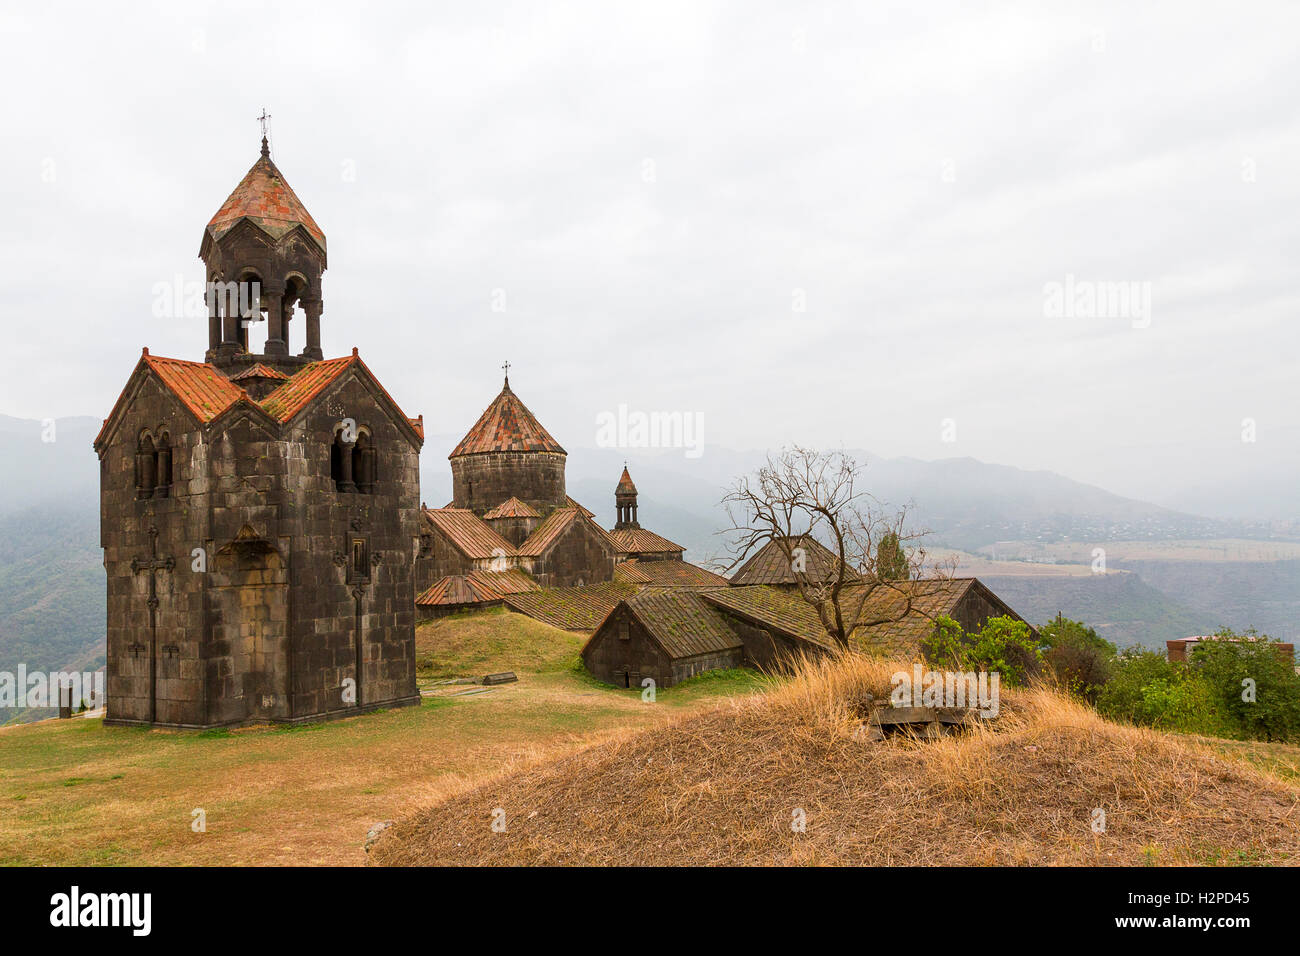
450 377 566 457
204 137 326 255
449 373 568 516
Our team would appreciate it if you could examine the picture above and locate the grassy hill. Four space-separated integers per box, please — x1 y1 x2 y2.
371 654 1300 867
0 609 760 866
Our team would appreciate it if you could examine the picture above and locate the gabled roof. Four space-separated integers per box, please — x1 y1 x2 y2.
140 352 248 423
729 535 860 587
422 508 517 560
504 582 640 631
256 350 423 446
607 527 685 556
614 559 730 588
700 578 996 653
416 569 540 607
257 356 354 421
701 586 831 647
483 496 541 520
96 348 423 452
616 590 743 659
616 466 637 495
517 507 622 558
205 144 326 254
567 496 594 517
450 380 566 457
229 363 289 382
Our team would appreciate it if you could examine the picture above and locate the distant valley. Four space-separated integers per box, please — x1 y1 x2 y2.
2 414 1296 724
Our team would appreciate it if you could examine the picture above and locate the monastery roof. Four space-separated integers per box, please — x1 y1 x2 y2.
95 349 422 451
422 507 517 560
504 582 640 631
516 508 622 558
614 559 730 588
416 569 540 607
728 535 861 587
616 466 637 495
134 353 247 424
450 380 566 457
701 578 991 654
567 496 594 517
483 497 541 519
205 143 326 252
229 363 290 382
607 527 686 556
615 590 744 659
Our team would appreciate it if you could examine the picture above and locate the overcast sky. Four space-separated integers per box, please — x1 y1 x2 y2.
1 1 1296 516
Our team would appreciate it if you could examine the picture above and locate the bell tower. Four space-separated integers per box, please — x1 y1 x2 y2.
200 127 327 373
614 465 639 530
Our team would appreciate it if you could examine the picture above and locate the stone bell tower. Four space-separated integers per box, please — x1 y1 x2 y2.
614 465 639 530
200 134 327 373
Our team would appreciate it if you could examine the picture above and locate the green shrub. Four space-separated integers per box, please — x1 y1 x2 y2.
921 614 1043 686
1190 629 1300 743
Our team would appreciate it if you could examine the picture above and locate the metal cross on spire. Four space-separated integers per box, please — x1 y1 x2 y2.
257 107 272 135
502 360 511 386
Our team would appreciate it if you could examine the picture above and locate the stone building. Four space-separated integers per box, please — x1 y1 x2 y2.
415 379 694 602
582 577 1035 688
582 590 744 689
94 137 424 728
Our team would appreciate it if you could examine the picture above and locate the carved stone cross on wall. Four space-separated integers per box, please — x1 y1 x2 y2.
131 525 174 723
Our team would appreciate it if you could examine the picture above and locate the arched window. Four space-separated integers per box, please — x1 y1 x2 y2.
331 424 357 493
154 432 172 499
353 431 376 494
135 432 156 499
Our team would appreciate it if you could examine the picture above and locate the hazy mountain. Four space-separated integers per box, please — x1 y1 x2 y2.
1 414 1291 724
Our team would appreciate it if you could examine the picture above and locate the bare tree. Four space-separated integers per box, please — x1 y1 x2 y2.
720 446 952 651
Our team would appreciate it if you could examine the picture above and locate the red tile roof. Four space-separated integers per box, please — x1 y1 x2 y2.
616 466 637 495
96 349 423 452
422 508 517 560
416 569 540 606
483 496 541 519
567 496 594 517
258 356 354 421
519 508 624 558
229 363 289 382
450 381 566 457
607 527 686 556
517 508 580 557
206 150 326 251
142 354 247 423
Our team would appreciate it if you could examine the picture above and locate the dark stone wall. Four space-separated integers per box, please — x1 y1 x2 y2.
414 522 477 595
581 605 671 688
722 617 822 672
670 648 743 684
450 451 567 516
100 367 420 728
527 519 616 588
485 514 539 548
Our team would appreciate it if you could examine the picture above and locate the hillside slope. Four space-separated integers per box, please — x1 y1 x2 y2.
372 656 1300 866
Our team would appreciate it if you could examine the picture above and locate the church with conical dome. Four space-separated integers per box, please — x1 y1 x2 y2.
414 374 693 612
94 137 424 728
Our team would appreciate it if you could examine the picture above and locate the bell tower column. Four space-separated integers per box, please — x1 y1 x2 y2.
301 298 323 360
263 282 287 356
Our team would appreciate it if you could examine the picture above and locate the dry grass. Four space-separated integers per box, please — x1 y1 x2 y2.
0 611 761 866
372 653 1300 866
